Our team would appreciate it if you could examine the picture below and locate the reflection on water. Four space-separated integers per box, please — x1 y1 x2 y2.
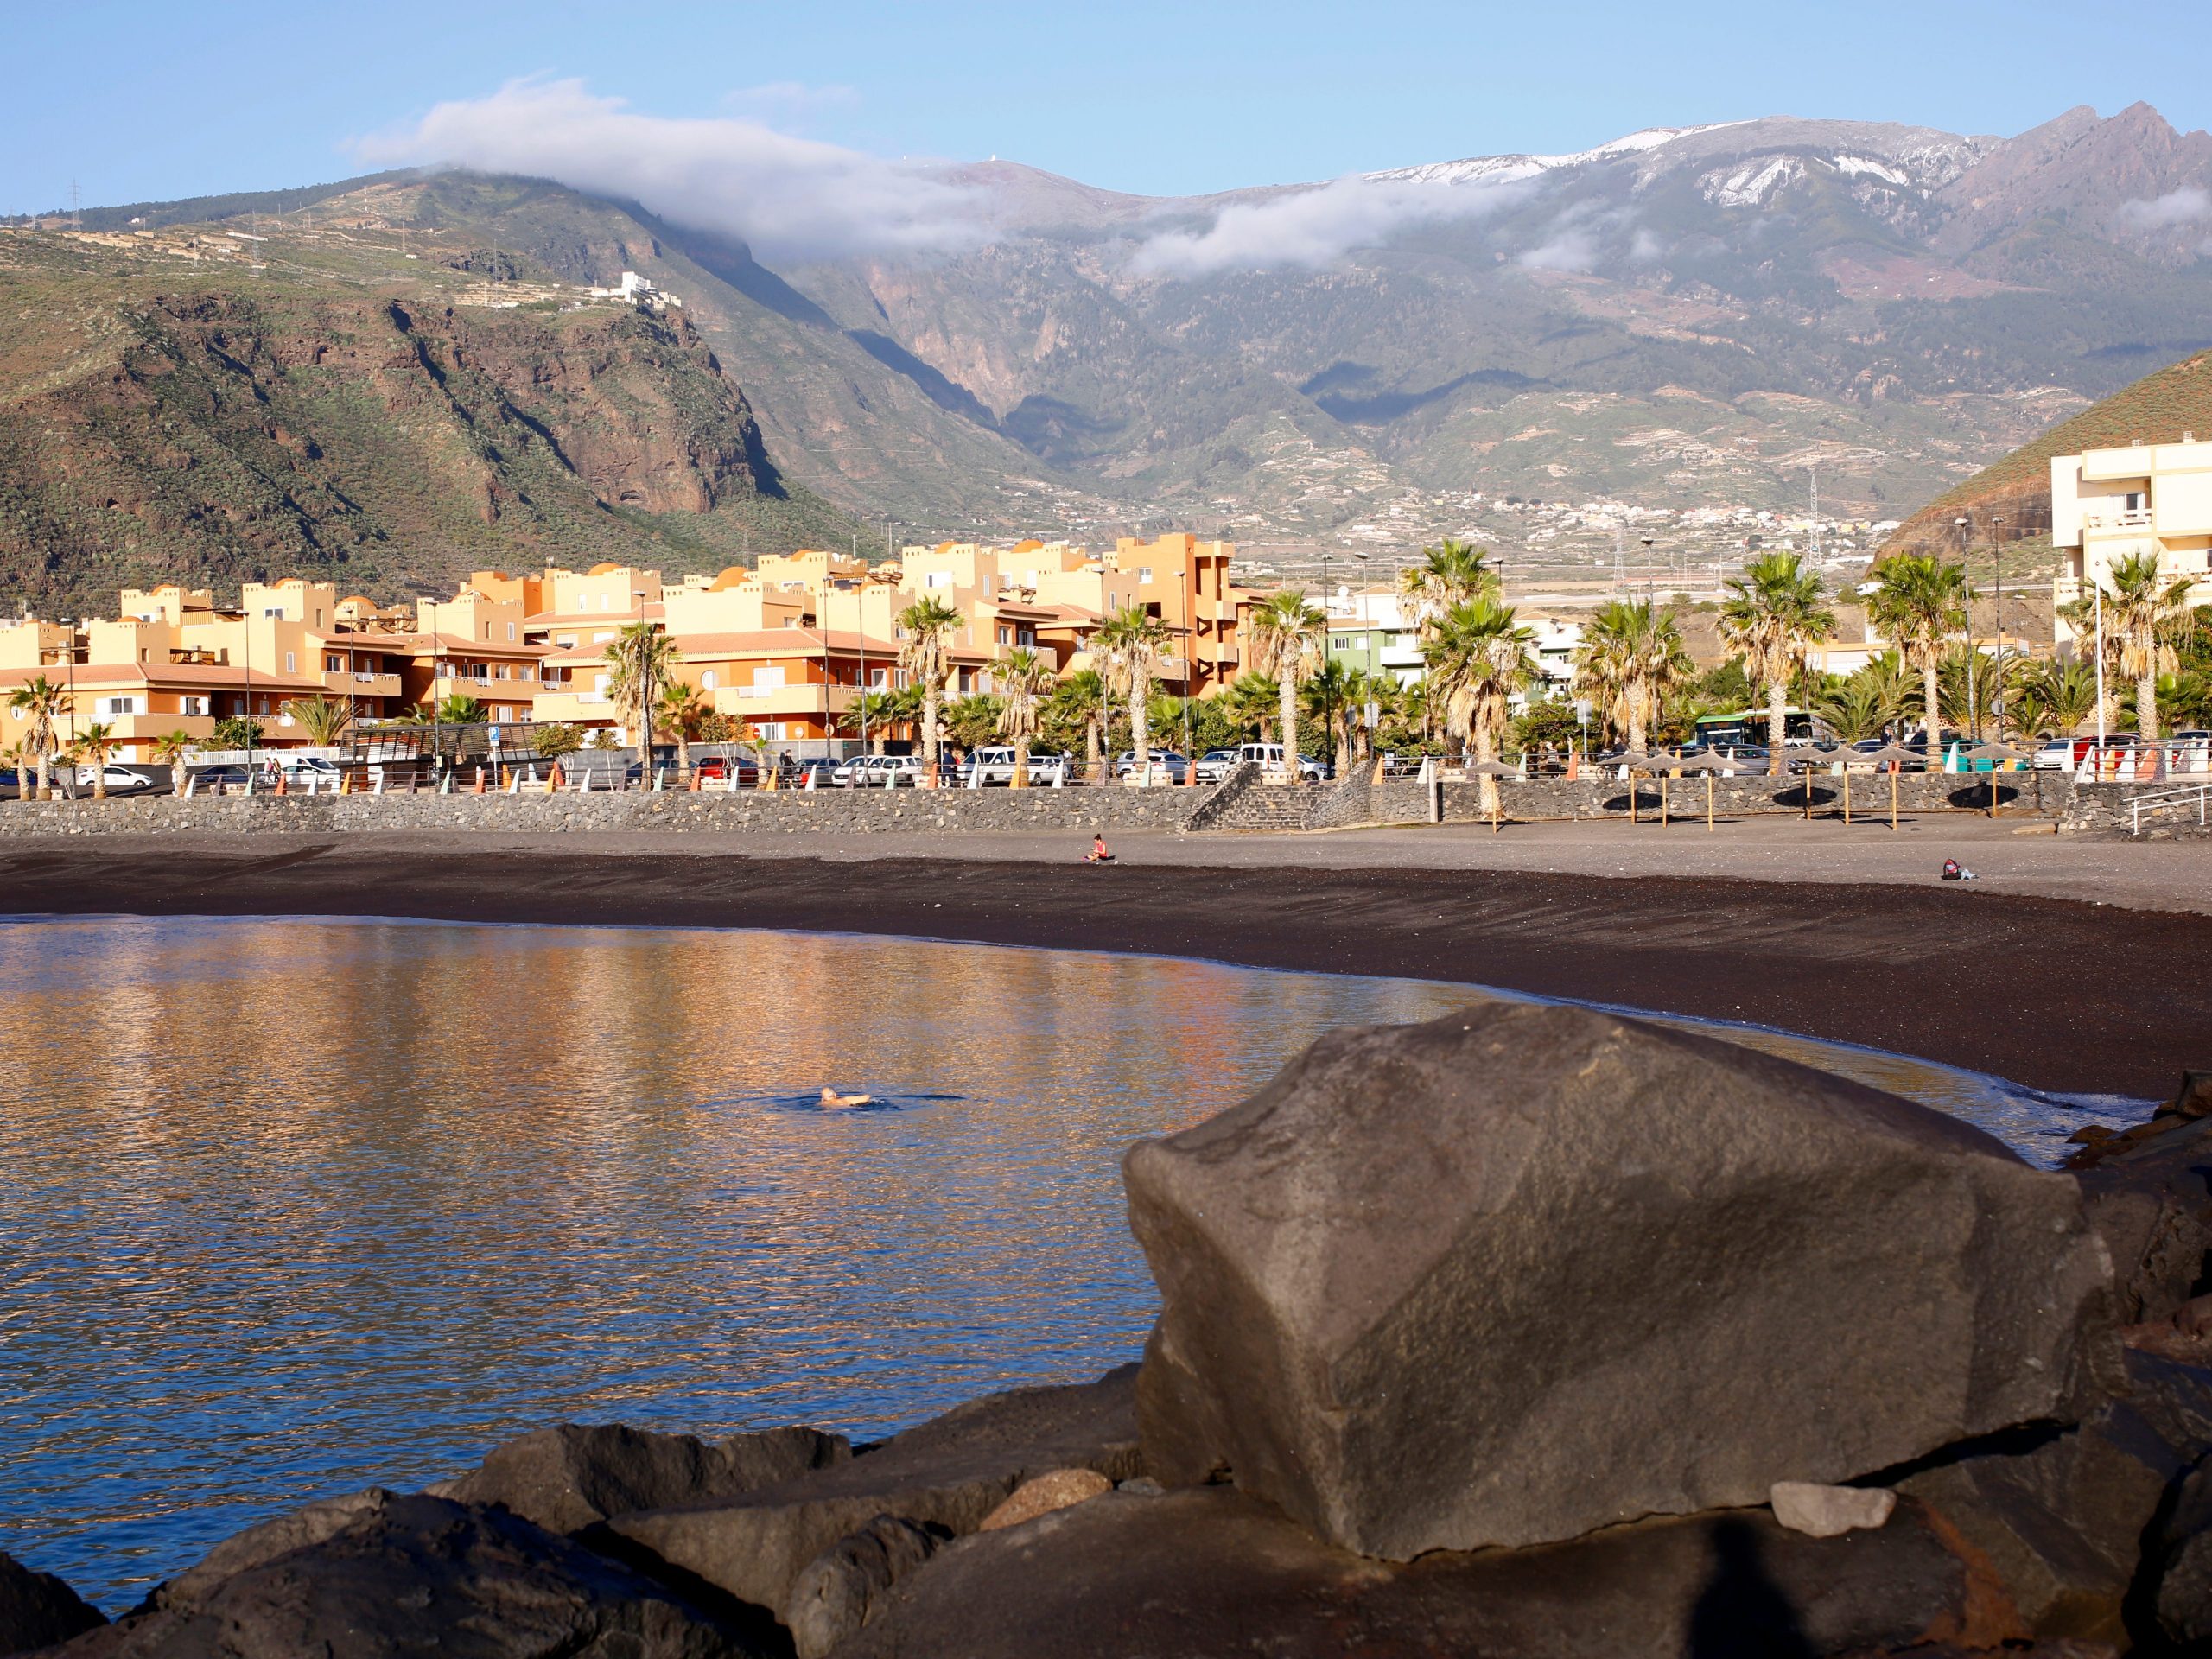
0 915 2148 1607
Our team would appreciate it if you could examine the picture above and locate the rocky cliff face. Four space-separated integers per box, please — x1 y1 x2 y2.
0 232 851 614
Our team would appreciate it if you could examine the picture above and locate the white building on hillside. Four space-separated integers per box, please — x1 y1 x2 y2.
2050 435 2212 647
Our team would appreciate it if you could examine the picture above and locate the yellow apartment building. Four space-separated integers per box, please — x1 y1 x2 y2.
2051 435 2212 646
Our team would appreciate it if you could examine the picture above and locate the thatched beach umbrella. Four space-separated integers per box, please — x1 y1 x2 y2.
1467 757 1521 834
1966 741 2033 816
1861 744 1922 831
1611 751 1655 825
1672 750 1732 831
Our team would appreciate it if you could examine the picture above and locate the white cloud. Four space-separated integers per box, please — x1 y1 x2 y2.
1128 175 1526 278
1516 203 1634 274
2118 187 2212 231
357 79 982 261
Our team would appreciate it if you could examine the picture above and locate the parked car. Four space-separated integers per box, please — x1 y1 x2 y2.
960 747 1075 785
693 755 761 788
72 763 166 796
781 757 842 789
836 754 926 787
1196 742 1327 782
2032 736 2083 771
1113 749 1191 783
278 756 341 790
187 764 270 794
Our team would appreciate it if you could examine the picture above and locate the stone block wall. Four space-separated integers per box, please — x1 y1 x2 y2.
0 783 1220 840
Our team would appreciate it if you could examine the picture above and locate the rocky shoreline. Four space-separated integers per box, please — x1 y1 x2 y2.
10 1005 2212 1657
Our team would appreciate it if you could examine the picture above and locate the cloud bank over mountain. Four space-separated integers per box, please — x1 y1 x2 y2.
359 79 982 260
1128 175 1528 277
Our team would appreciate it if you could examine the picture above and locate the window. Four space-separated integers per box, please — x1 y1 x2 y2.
105 696 136 715
284 652 296 673
1138 568 1154 583
702 671 717 690
522 665 535 681
262 607 284 618
327 655 342 672
869 667 888 688
507 622 517 641
996 626 1011 645
181 696 205 716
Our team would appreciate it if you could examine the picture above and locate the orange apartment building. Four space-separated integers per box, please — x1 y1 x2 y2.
4 534 1253 762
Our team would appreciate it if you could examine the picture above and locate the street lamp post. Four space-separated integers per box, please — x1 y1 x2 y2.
1955 516 1974 741
1990 515 2006 738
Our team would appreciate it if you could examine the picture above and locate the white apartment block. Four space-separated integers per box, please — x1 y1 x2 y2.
2050 435 2212 646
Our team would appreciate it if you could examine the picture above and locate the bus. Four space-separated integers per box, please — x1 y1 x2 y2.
1692 708 1817 750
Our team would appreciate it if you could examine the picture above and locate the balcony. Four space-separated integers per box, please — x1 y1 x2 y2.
2082 510 2153 533
709 683 859 719
322 671 401 696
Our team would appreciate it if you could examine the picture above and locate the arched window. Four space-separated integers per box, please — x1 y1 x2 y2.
701 671 717 690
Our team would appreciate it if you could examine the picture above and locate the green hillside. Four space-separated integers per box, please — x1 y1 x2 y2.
1885 347 2212 556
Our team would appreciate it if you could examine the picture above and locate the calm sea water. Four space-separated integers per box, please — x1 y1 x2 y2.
0 914 2148 1607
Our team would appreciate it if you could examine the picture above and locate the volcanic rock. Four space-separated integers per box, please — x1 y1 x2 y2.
433 1422 849 1535
2152 1454 2212 1647
2073 1103 2212 1324
608 1364 1141 1616
49 1492 760 1658
1125 1003 2118 1558
783 1516 947 1659
0 1551 105 1656
1900 1348 2212 1643
835 1483 2021 1659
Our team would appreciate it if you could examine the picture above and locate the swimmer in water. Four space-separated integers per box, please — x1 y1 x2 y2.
820 1087 875 1109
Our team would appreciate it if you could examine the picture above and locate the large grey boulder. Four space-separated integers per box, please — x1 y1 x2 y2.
834 1483 2018 1659
1125 1003 2119 1559
50 1492 762 1658
432 1422 849 1535
609 1363 1141 1618
0 1552 105 1656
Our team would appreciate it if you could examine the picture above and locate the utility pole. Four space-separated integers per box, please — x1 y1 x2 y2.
68 181 79 232
1809 461 1821 566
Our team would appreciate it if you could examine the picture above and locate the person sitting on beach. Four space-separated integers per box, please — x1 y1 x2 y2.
1084 835 1116 864
1941 858 1977 882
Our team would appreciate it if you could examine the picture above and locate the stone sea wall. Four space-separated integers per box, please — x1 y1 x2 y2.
1350 768 2074 826
0 785 1217 839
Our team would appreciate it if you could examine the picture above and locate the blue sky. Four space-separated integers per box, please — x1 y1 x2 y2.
5 0 2210 216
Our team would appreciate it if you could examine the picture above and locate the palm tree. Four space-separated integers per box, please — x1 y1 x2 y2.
853 689 902 754
601 622 683 760
150 730 196 797
1050 669 1110 780
1400 539 1497 639
896 596 961 778
283 695 355 748
1093 605 1171 783
6 675 69 800
1423 597 1536 818
436 693 490 727
1866 555 1967 756
71 722 120 798
2012 659 2100 738
994 647 1054 786
1814 677 1905 743
1936 645 2021 741
1300 658 1367 774
1573 598 1694 754
2102 552 2197 741
658 682 708 773
1247 592 1325 780
1720 553 1835 775
1222 671 1281 741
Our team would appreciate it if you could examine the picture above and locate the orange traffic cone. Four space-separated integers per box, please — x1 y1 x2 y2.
689 767 702 791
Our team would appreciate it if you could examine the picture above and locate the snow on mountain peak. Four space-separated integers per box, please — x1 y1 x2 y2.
1366 121 1754 188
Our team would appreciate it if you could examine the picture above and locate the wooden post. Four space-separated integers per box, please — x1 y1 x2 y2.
1706 772 1714 832
1842 766 1851 825
1891 764 1898 832
1660 772 1669 827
